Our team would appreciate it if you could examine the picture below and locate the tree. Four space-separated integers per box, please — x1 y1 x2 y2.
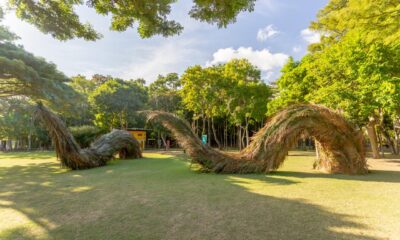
89 78 148 130
267 56 315 115
0 98 51 150
0 9 77 112
148 73 182 148
181 59 272 149
308 34 400 156
305 0 400 157
149 73 182 112
223 59 271 149
272 33 400 157
68 75 96 126
310 0 400 46
6 0 256 40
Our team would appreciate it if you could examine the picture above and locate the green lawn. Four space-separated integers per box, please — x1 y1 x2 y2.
0 151 399 240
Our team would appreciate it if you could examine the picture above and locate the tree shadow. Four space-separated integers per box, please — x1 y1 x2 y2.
0 151 55 160
0 158 380 240
264 169 400 183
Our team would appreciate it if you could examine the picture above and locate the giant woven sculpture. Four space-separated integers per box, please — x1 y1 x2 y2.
145 105 368 174
35 103 142 170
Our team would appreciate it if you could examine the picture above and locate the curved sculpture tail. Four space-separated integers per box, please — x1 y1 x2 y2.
35 103 142 170
145 105 368 174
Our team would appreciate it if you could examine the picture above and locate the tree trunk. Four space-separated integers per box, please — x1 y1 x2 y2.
377 131 384 157
379 126 397 154
224 118 228 149
207 117 211 146
366 120 380 158
211 117 222 149
394 127 399 155
160 133 167 150
245 118 250 147
120 112 124 130
238 126 242 150
194 119 198 136
242 129 246 149
202 113 206 135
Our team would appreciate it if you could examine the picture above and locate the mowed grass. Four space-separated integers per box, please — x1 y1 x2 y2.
0 151 399 240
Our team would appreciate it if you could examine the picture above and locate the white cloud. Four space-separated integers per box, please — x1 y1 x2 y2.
301 28 321 44
207 47 289 82
208 47 288 71
257 25 279 42
292 46 302 53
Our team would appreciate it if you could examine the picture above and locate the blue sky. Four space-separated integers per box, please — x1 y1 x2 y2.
4 0 328 83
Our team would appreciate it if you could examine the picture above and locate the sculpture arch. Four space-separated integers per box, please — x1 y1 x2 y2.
35 103 142 170
145 105 368 174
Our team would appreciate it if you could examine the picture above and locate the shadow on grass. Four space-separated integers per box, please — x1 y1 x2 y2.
267 170 400 183
0 151 55 160
0 157 379 240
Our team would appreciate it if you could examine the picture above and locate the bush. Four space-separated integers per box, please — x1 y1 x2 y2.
69 125 105 148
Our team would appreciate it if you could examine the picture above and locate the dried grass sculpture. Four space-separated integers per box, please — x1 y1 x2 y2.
35 103 142 170
145 105 368 174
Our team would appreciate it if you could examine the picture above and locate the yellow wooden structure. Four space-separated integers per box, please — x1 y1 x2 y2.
127 129 146 151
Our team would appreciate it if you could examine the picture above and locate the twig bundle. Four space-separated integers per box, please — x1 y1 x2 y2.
145 104 368 174
35 103 142 170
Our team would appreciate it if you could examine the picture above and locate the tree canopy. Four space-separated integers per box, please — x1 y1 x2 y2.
309 0 400 49
88 78 148 130
270 0 400 156
6 0 256 40
0 9 77 112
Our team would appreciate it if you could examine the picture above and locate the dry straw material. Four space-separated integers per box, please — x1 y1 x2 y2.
35 103 142 170
145 104 368 174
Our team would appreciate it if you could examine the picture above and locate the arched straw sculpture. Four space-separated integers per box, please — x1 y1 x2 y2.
35 103 142 170
145 104 368 174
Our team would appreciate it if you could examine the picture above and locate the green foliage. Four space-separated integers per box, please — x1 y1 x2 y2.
6 0 256 40
189 0 256 28
0 98 51 148
149 73 182 113
8 0 100 41
0 98 32 140
181 59 271 147
0 13 78 112
310 0 400 47
89 78 148 130
271 33 400 127
268 56 315 115
69 125 104 148
181 59 271 125
67 75 96 125
223 59 271 125
0 8 18 42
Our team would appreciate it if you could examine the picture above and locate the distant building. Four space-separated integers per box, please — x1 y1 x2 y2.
127 128 148 151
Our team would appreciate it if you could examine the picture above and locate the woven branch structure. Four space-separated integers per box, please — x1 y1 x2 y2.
145 105 368 174
35 103 142 170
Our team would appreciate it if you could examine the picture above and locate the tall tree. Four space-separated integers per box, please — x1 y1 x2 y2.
271 33 400 157
181 59 271 149
149 73 182 112
89 78 148 130
0 9 77 112
223 59 271 148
